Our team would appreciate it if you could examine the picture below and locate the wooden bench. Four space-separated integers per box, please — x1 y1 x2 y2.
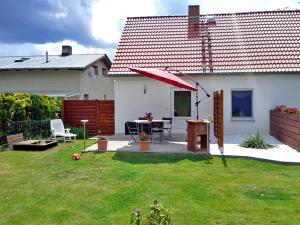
6 133 24 148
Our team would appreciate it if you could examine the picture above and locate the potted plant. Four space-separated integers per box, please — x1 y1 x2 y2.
145 112 153 121
96 130 108 151
139 131 150 151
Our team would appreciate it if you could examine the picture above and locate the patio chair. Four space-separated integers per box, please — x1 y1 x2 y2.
151 121 164 143
126 121 139 143
162 117 173 139
50 119 76 142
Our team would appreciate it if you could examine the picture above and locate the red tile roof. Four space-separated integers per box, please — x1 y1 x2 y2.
109 10 300 75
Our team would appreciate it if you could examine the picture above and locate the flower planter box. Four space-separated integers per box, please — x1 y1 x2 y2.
270 110 300 151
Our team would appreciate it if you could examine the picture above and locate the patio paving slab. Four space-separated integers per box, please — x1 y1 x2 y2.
85 134 300 164
210 135 300 164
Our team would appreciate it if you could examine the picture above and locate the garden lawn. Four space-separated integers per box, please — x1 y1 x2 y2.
0 140 300 225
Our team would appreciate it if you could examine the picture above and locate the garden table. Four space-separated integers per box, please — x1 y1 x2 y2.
133 120 165 131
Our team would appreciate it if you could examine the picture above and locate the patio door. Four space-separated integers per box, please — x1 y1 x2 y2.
171 89 194 133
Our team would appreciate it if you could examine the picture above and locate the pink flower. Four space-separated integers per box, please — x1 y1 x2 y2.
276 105 287 112
287 107 298 114
275 105 299 114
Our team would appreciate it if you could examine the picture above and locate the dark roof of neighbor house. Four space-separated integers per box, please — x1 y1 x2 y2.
109 10 300 75
0 54 111 71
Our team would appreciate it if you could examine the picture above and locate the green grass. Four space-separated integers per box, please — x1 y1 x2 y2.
0 140 300 225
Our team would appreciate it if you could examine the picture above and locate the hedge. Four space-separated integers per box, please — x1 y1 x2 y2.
0 93 61 145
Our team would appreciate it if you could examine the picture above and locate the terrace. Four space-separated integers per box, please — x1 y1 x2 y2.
85 134 300 164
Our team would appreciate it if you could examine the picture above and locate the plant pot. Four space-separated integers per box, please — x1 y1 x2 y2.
97 139 108 150
139 140 151 151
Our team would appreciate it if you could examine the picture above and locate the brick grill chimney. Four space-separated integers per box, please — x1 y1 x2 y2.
188 5 200 38
61 45 72 56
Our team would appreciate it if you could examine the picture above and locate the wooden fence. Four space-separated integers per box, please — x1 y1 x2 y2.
213 90 224 149
62 100 114 136
270 110 300 151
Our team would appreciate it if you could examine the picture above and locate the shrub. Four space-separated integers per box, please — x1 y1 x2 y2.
0 92 61 145
240 131 274 149
39 95 60 119
140 131 150 141
69 127 87 139
12 93 32 121
10 120 51 140
0 93 15 137
130 200 172 225
31 95 42 120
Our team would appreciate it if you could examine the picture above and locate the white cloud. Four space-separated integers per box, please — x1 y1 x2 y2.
267 0 299 10
0 43 39 56
201 0 299 13
91 0 158 44
0 40 115 60
1 0 298 59
53 12 67 19
90 0 299 45
34 40 116 59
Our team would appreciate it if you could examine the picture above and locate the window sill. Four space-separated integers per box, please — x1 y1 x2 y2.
231 117 255 121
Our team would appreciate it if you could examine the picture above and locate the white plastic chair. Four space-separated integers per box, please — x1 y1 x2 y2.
50 119 77 142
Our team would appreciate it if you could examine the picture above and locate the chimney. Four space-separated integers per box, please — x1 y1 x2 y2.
188 5 200 38
61 45 72 56
188 5 199 17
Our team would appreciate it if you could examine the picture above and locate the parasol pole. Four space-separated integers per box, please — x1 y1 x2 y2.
165 67 210 120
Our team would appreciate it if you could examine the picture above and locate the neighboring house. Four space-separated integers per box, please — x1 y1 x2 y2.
0 45 113 100
109 5 300 135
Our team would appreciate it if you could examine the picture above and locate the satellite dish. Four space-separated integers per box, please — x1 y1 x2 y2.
88 67 96 79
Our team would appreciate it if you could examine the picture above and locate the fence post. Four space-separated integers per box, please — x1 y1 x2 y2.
96 100 100 135
61 98 65 122
220 90 224 148
213 90 224 149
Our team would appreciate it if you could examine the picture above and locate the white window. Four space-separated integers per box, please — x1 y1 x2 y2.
231 90 253 119
84 94 89 100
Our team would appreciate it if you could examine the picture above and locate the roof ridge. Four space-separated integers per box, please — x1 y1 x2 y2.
127 9 300 19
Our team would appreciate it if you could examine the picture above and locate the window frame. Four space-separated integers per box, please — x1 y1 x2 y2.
92 65 99 76
173 90 192 118
83 94 89 100
231 88 254 121
102 68 107 76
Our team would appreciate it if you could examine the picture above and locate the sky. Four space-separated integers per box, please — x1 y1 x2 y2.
0 0 299 60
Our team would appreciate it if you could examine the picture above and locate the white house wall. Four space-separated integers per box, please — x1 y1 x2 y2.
114 74 300 135
114 77 173 134
80 61 114 100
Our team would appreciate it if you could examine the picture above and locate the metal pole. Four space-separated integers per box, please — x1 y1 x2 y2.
80 120 88 153
83 123 86 151
165 67 210 121
196 84 199 120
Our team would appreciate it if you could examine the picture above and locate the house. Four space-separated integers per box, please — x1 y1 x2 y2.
109 5 300 135
0 45 113 100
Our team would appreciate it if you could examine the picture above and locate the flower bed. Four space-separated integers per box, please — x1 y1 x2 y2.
270 105 300 151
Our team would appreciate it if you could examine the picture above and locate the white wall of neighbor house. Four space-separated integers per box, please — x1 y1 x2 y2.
114 74 300 135
0 70 80 95
80 61 114 100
